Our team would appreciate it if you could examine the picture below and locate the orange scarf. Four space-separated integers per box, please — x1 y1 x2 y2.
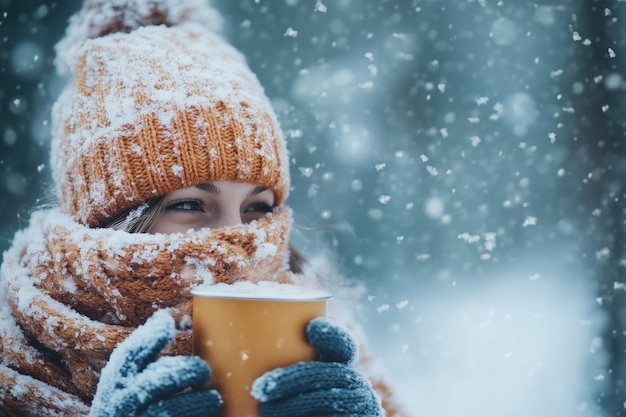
0 207 291 416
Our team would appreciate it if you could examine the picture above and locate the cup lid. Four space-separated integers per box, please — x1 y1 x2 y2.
191 282 333 301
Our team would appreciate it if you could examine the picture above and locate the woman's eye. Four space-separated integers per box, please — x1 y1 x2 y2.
165 200 204 213
245 202 274 214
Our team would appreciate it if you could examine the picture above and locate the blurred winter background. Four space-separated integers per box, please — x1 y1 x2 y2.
1 0 625 416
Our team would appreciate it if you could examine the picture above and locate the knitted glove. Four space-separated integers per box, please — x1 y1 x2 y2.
89 310 222 417
251 317 385 417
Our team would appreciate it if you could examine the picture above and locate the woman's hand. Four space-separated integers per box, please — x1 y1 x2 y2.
252 317 385 417
89 310 222 417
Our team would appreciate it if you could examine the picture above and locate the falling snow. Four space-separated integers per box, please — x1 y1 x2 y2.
1 1 622 417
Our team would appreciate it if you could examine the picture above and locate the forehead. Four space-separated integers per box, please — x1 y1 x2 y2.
165 182 272 198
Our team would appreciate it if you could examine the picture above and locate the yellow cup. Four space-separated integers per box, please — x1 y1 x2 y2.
191 284 331 417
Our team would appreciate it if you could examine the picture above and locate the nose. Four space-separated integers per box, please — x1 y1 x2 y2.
213 209 242 228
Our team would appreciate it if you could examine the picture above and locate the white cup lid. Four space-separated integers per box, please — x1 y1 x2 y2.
191 282 332 301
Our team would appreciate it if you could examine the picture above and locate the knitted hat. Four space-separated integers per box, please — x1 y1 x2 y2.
51 0 290 227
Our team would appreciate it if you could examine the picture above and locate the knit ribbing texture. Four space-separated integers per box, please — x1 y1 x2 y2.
0 207 291 415
51 23 290 227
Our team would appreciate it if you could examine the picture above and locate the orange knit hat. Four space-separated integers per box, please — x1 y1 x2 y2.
51 0 290 227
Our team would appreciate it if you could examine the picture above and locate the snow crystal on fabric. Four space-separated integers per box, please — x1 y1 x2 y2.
56 25 264 144
1 366 89 416
50 21 289 224
55 0 222 75
0 203 292 414
89 310 175 416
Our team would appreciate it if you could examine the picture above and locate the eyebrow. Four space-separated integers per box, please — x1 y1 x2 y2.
195 183 218 193
195 183 269 196
251 186 269 195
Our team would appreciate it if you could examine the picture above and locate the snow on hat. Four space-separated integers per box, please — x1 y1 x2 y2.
51 0 290 227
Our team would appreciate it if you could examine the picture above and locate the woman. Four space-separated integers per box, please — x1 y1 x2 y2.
0 0 407 416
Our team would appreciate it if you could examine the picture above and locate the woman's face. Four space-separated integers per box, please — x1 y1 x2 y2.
149 181 275 234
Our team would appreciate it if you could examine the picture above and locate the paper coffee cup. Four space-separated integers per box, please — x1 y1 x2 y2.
191 283 332 417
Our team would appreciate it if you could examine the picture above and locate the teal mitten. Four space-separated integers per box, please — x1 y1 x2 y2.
251 317 385 417
89 310 222 417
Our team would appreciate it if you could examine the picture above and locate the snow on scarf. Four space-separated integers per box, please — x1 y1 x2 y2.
0 206 291 416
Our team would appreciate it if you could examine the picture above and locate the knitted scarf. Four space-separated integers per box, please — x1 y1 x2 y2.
0 206 291 417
